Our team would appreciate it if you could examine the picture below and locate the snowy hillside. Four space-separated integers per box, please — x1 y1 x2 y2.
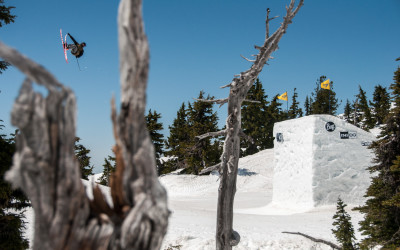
158 149 366 249
22 148 372 249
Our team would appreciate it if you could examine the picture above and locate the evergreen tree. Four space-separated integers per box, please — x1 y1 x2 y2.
0 0 16 74
310 76 339 115
0 122 29 249
99 155 116 186
186 91 221 174
370 84 390 125
356 66 400 248
145 109 164 175
356 85 374 130
266 95 285 147
343 99 353 123
241 79 270 156
332 198 356 250
164 103 191 174
351 98 362 127
288 87 303 119
304 95 312 116
74 137 94 180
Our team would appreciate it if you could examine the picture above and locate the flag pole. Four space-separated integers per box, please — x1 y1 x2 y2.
287 96 289 112
329 89 331 115
321 78 331 115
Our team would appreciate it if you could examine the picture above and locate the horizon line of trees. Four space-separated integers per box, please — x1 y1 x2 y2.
0 73 392 181
94 75 392 180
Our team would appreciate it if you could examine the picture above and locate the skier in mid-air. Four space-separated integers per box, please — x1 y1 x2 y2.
65 33 86 58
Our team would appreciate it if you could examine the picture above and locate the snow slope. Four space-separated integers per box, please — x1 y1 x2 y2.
159 149 366 249
22 148 370 249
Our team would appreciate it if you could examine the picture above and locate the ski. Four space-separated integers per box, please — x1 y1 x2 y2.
60 29 68 63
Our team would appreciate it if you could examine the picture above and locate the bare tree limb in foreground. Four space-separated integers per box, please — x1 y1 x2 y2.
197 1 304 249
282 231 341 249
0 0 168 249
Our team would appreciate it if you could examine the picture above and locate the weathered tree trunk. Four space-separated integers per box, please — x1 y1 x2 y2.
0 0 169 249
197 1 303 249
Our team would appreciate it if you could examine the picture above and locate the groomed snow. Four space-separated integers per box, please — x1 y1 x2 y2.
158 149 366 249
22 146 372 249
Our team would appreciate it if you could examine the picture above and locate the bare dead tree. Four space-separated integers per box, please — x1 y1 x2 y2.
0 0 168 249
196 1 304 249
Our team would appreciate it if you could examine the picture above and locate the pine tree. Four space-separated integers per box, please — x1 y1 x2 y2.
288 87 303 119
351 98 362 127
356 85 374 130
0 122 30 249
332 198 356 250
356 66 400 248
304 95 312 116
145 109 164 175
0 0 16 74
241 79 270 156
74 137 94 180
370 84 390 125
164 102 191 174
310 76 339 115
343 99 353 123
186 91 221 174
99 155 116 186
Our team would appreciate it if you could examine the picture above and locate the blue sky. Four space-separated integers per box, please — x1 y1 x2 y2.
1 0 399 173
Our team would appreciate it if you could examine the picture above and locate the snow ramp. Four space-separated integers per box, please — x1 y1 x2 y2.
272 114 376 210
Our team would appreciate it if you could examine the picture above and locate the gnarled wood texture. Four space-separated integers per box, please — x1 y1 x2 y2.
197 1 303 249
0 0 168 249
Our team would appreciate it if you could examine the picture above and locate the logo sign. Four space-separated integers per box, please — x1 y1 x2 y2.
325 122 336 132
276 133 284 142
340 131 349 139
349 131 357 139
361 141 372 146
340 131 357 139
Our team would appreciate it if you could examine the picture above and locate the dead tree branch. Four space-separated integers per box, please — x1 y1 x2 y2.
240 54 256 62
282 232 341 249
199 163 221 175
195 97 259 109
194 97 228 107
239 130 255 144
220 82 233 89
196 130 227 140
207 1 304 249
1 0 168 249
243 99 261 104
265 8 279 40
196 129 253 144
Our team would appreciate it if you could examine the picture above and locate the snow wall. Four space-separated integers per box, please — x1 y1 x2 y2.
272 115 376 210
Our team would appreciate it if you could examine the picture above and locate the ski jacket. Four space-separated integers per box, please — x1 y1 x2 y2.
67 33 85 58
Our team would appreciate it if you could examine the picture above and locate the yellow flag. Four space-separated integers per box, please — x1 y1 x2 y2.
278 92 288 101
321 79 330 90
